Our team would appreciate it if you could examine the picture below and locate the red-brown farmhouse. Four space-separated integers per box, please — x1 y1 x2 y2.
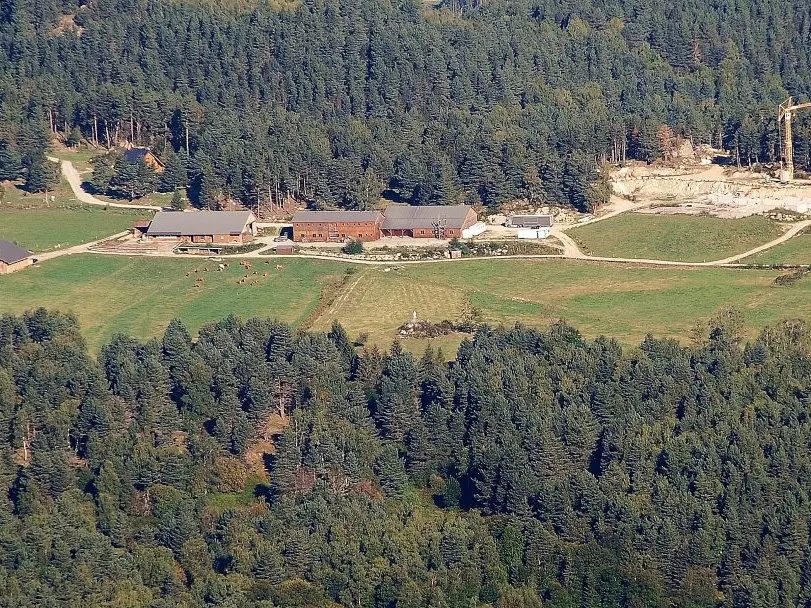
292 211 383 242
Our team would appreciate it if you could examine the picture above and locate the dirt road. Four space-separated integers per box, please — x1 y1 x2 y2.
549 229 585 257
48 157 164 210
579 197 654 227
711 219 811 264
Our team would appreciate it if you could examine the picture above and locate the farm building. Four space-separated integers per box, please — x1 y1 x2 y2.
145 211 257 245
506 214 554 229
507 214 554 238
292 211 383 242
381 205 478 239
124 147 165 172
0 240 33 274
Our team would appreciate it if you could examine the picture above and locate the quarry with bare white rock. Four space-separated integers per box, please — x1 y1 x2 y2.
612 162 811 219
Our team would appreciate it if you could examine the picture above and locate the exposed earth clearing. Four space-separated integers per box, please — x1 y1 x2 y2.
612 164 811 218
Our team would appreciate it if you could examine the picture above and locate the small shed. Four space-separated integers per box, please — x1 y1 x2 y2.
0 240 33 274
275 243 295 255
124 147 165 173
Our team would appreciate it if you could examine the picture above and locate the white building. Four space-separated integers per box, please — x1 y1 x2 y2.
508 214 554 238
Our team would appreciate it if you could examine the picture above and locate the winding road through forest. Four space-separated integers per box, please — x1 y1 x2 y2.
49 157 164 210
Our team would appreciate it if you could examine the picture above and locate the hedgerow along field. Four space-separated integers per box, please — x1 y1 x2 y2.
568 212 784 262
3 254 811 353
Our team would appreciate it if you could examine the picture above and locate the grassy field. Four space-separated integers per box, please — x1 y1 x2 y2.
0 255 342 350
90 189 177 208
745 231 811 265
1 172 152 252
0 206 148 252
569 213 783 262
1 176 73 207
307 259 811 348
4 254 811 354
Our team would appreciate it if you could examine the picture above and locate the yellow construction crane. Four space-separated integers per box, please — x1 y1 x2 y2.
778 96 811 182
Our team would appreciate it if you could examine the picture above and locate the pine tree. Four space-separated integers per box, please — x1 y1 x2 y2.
66 126 82 148
171 189 186 210
89 154 116 193
374 346 418 442
110 159 156 200
24 155 59 193
0 140 23 180
376 445 409 497
253 544 286 583
159 151 188 192
327 320 355 367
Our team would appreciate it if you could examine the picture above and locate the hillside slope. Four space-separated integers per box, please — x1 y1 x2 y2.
1 0 808 209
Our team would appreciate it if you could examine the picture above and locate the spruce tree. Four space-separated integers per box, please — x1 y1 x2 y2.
24 155 59 193
160 151 188 192
0 141 23 181
171 188 186 210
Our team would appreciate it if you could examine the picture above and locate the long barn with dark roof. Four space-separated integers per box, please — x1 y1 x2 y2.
145 211 257 245
381 205 478 239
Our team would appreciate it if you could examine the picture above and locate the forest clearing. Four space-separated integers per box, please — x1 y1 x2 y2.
0 174 152 252
4 254 811 352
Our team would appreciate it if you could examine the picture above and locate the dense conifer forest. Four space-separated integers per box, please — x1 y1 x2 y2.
3 0 811 209
2 308 811 606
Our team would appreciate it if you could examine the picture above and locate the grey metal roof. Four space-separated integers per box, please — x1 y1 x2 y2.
124 149 148 163
382 205 474 230
292 211 383 223
0 240 31 264
509 214 554 227
147 211 254 236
